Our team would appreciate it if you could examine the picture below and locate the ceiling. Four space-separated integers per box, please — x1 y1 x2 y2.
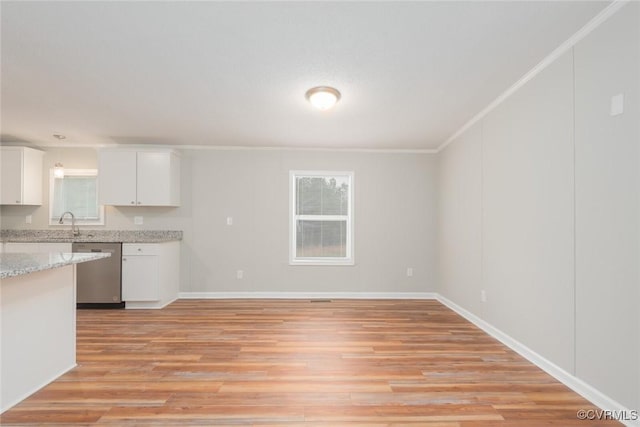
1 1 609 151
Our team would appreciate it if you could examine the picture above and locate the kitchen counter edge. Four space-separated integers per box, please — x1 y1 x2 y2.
1 252 111 279
0 230 183 244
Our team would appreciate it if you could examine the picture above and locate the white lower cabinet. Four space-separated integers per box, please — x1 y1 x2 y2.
4 242 37 253
121 242 180 309
122 246 159 302
4 242 73 253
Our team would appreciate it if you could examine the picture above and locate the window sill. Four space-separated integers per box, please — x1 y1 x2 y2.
289 260 355 267
49 221 105 227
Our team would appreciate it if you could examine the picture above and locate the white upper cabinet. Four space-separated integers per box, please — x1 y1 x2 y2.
136 151 180 206
0 146 44 205
98 149 180 206
98 150 137 206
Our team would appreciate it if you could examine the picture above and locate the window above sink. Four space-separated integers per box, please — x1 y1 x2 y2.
49 169 105 226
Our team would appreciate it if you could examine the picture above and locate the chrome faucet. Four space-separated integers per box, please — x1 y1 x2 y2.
58 211 80 237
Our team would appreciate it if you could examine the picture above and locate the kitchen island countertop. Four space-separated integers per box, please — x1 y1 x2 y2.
0 252 111 279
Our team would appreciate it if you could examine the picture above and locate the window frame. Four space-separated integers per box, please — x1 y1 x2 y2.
289 170 354 266
49 168 105 226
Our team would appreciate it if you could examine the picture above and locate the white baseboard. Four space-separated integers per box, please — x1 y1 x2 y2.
178 291 437 300
125 296 178 310
436 294 639 427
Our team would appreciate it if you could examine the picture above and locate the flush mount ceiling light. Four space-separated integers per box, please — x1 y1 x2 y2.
305 86 341 111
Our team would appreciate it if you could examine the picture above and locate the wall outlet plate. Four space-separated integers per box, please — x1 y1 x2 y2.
610 93 624 116
134 216 143 225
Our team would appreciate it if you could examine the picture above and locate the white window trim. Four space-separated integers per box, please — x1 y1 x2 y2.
289 170 354 266
49 168 105 226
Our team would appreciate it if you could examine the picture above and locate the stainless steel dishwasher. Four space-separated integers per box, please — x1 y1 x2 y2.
72 242 124 308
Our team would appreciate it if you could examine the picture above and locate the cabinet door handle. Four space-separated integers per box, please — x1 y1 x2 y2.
137 248 142 252
16 200 20 203
137 201 141 205
122 258 127 261
131 201 135 204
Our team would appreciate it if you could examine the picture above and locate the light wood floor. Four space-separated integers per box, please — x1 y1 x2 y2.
1 299 620 426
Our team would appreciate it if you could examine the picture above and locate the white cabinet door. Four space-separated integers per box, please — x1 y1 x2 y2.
98 150 137 206
39 243 73 253
122 254 159 301
1 149 23 205
4 243 72 253
0 147 43 205
137 151 172 206
22 147 43 205
4 243 38 253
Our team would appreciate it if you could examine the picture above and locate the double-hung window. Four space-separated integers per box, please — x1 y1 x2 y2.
290 171 354 265
49 169 105 225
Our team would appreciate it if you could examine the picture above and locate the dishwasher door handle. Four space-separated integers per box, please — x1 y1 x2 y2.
90 248 118 254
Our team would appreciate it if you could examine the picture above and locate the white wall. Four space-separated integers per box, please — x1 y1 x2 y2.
188 149 436 293
437 2 639 411
573 5 640 412
0 147 437 295
482 49 576 372
436 122 482 315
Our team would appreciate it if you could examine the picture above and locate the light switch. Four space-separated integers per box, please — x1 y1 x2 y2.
610 93 624 116
134 216 143 225
226 217 233 226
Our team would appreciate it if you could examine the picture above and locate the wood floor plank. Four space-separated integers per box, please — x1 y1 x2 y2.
0 299 622 426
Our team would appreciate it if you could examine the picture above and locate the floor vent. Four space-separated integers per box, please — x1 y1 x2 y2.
309 299 332 303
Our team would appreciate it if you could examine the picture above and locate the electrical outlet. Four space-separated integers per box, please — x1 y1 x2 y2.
236 270 243 279
227 217 233 226
134 216 143 225
25 215 32 224
610 93 624 116
481 290 487 303
406 267 413 277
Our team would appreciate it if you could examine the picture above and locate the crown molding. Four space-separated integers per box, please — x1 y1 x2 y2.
27 142 437 154
172 145 438 154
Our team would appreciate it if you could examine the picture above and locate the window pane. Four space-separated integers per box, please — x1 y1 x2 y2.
51 175 99 220
51 178 65 218
296 176 349 215
296 220 346 257
296 177 322 215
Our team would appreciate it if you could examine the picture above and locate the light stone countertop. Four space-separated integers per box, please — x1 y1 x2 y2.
0 252 111 279
0 229 183 243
